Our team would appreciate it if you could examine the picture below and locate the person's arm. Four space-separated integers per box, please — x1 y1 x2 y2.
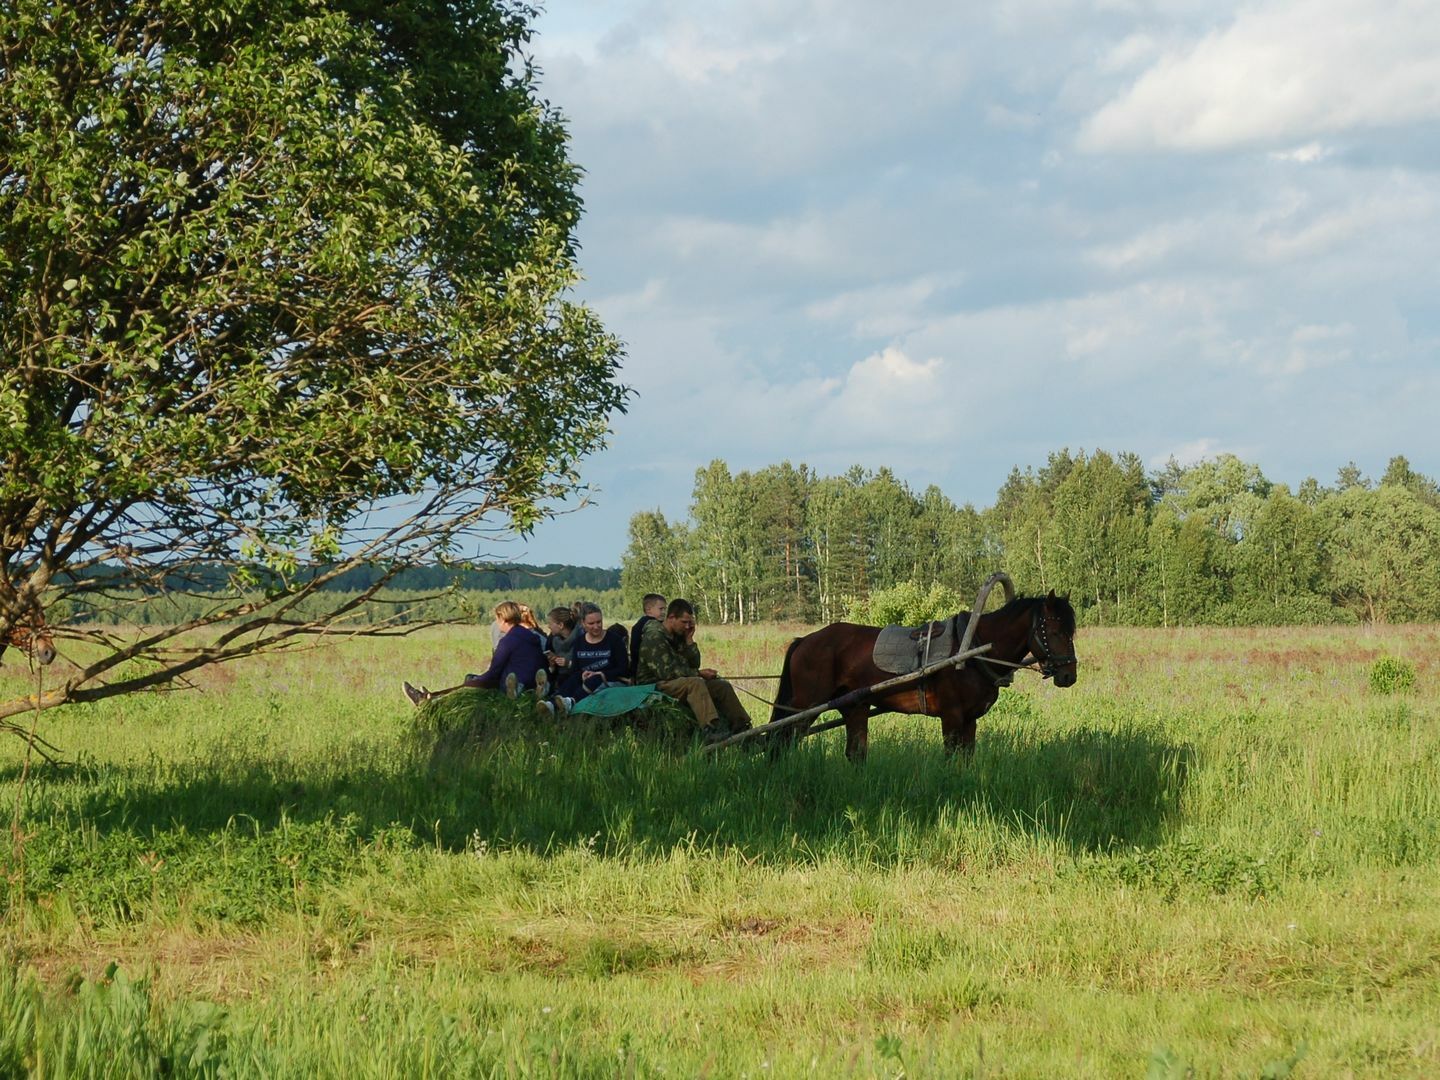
636 622 699 682
467 629 515 687
597 631 632 683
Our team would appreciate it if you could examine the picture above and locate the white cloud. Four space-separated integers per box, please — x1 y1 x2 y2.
1087 219 1206 271
1079 0 1440 152
1098 32 1163 74
1269 142 1331 163
1151 438 1224 469
1271 322 1355 376
1251 179 1439 265
661 27 785 82
655 213 859 275
804 277 949 338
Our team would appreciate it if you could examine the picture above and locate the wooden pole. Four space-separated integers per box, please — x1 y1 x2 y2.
700 642 993 752
958 571 1014 656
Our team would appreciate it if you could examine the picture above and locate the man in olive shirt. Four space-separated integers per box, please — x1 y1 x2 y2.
635 598 752 741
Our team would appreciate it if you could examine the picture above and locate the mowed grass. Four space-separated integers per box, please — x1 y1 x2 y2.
0 622 1437 1076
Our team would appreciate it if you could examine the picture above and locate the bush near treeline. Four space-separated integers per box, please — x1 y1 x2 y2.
622 452 1440 627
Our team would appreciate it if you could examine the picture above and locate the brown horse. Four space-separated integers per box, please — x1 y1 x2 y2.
770 592 1078 761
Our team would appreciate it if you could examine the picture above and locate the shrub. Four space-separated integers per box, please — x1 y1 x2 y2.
1368 656 1416 695
847 581 966 627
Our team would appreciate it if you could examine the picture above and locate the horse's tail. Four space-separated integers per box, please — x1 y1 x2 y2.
770 637 802 724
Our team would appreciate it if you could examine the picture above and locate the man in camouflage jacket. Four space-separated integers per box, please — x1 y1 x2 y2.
635 598 752 741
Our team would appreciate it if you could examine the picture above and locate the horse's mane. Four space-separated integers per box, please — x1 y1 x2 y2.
969 594 1076 636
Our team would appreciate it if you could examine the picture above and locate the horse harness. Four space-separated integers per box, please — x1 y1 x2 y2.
913 614 963 712
1020 605 1075 680
925 605 1075 698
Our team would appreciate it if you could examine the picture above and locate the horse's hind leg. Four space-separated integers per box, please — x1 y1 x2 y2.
843 706 870 763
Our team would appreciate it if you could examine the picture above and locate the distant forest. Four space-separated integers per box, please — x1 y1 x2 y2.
65 562 620 595
53 563 622 627
619 452 1440 627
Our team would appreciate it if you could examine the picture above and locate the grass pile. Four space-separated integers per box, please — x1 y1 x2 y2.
413 686 699 757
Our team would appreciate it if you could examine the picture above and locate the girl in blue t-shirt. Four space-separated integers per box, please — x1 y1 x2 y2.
539 603 629 714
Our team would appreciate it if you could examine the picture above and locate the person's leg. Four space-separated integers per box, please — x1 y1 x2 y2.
705 678 752 732
406 681 497 705
656 676 719 729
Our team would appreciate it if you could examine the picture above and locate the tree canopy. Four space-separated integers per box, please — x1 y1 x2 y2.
1 0 627 723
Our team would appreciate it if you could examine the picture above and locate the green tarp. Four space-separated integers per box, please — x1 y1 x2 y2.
567 683 668 717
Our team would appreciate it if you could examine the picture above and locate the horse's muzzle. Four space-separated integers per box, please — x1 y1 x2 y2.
1052 667 1077 688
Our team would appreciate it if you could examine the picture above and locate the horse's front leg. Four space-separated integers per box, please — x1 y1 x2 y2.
941 711 977 758
843 705 870 763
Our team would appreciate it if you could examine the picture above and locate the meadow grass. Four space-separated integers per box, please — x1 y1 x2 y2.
0 622 1437 1076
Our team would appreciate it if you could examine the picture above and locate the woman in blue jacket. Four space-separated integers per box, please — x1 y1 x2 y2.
403 600 546 706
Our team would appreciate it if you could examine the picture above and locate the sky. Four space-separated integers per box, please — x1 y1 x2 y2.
502 0 1440 568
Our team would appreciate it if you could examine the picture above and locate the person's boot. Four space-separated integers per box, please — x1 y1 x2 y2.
702 721 731 746
534 669 549 701
504 673 519 699
402 681 429 707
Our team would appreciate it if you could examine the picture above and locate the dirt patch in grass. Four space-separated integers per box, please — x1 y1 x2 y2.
20 929 271 1001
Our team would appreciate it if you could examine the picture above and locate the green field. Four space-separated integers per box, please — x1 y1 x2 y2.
1 622 1437 1077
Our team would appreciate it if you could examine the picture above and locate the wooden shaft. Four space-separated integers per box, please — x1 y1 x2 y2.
958 571 1014 656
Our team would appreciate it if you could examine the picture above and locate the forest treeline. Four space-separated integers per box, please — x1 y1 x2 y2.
64 562 620 595
620 452 1440 627
53 566 621 627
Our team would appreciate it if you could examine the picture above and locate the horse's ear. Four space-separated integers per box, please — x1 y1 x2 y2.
1047 589 1057 601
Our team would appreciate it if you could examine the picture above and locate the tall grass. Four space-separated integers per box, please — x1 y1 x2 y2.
0 622 1437 1075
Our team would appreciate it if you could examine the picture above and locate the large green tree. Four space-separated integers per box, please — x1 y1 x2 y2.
1320 486 1440 623
0 0 626 724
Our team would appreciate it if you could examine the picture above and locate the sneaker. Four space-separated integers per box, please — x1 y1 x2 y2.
536 699 556 718
504 673 519 699
534 669 549 701
556 696 573 716
402 681 428 707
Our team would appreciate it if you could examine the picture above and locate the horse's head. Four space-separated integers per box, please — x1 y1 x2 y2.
1031 591 1078 687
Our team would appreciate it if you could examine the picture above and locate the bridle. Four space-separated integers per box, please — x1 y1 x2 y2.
1027 606 1076 680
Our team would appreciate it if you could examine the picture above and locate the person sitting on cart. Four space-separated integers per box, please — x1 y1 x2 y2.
403 600 545 706
629 593 666 678
634 598 751 743
544 606 578 668
538 603 630 715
